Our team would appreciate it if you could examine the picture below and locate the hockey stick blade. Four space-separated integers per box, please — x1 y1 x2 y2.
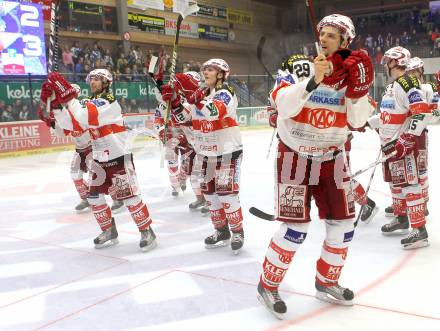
249 207 275 221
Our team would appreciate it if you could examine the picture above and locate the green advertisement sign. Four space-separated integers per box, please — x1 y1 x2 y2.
0 81 158 103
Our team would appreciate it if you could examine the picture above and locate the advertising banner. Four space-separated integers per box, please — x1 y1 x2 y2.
198 24 228 41
165 18 198 38
0 81 158 104
0 114 155 156
128 12 165 33
227 8 253 25
197 4 227 20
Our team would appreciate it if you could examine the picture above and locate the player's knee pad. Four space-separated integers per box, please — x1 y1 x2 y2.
204 194 226 228
123 195 142 208
218 194 243 231
419 172 429 202
87 193 106 207
70 169 84 180
273 222 309 252
324 219 354 248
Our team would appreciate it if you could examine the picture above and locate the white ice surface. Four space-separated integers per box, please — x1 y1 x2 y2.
0 128 439 331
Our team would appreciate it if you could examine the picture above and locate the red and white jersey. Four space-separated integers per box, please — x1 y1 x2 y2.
270 77 372 158
53 121 91 150
377 74 430 145
421 82 439 122
178 84 242 157
53 92 128 162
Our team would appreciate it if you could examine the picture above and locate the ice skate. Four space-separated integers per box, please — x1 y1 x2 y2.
75 199 90 213
401 225 429 250
381 215 409 236
384 205 394 217
257 281 287 319
360 198 378 224
180 182 187 191
201 202 210 215
171 187 179 197
189 197 205 210
231 229 244 255
204 226 230 249
315 281 354 306
111 199 124 214
140 226 157 252
94 218 119 248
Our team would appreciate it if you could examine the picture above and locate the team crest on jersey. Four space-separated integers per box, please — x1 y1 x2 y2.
307 108 337 129
200 120 214 133
380 111 392 124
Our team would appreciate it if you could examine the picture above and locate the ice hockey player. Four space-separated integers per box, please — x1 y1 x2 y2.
40 69 157 252
257 14 374 318
372 47 430 249
154 93 188 197
154 72 208 213
161 59 244 254
268 58 378 225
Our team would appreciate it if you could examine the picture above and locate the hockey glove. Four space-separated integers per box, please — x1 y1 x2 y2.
322 48 351 88
395 133 417 159
47 73 78 104
40 81 59 108
174 73 200 99
343 50 374 99
186 87 208 105
161 84 181 108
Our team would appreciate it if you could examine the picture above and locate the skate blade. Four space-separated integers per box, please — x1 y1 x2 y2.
232 248 241 255
402 239 429 250
141 240 158 252
315 291 353 306
94 238 119 249
385 212 394 218
257 294 284 320
381 229 409 236
361 206 379 224
205 240 229 249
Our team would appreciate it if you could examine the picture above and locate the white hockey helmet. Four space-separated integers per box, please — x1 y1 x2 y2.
86 69 113 86
406 57 424 72
381 47 411 67
317 14 356 45
201 58 230 79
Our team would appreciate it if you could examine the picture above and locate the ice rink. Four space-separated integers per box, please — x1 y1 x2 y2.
1 128 439 331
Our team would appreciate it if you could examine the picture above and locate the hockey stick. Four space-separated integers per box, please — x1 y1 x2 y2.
305 0 321 54
160 3 199 167
249 206 275 221
45 0 60 114
354 148 381 226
